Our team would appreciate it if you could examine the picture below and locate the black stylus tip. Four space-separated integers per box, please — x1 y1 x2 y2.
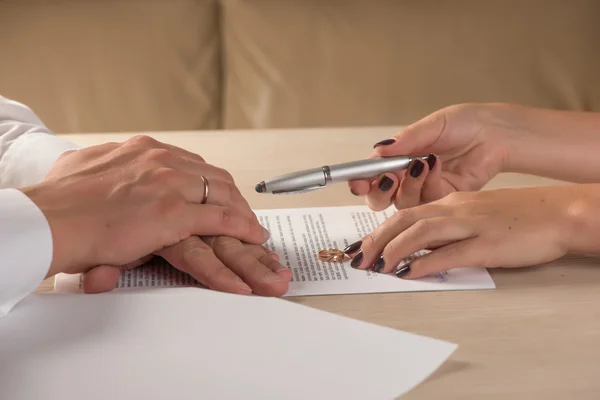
255 182 265 193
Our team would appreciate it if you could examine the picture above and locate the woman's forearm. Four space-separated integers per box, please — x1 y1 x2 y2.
493 104 600 183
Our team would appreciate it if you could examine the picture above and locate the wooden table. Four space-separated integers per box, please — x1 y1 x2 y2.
41 126 600 399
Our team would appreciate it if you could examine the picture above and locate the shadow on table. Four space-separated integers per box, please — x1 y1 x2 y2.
489 254 600 290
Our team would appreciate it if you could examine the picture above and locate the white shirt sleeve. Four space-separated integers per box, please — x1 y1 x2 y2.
0 95 80 317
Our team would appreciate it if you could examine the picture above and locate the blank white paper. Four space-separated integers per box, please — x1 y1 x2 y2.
0 288 456 400
54 205 495 295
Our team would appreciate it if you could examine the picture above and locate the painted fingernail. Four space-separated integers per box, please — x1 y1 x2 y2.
343 240 362 254
378 175 394 191
395 264 411 278
409 160 424 178
426 153 437 170
373 255 385 273
373 138 396 148
350 188 359 196
350 250 363 268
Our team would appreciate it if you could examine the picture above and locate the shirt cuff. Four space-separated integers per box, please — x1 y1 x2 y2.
0 189 53 317
0 132 80 188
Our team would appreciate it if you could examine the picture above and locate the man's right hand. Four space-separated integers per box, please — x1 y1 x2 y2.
19 135 270 278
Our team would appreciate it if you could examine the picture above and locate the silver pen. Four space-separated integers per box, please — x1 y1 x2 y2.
255 155 428 194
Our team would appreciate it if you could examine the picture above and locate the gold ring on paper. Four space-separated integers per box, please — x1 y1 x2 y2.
200 175 209 204
318 249 347 262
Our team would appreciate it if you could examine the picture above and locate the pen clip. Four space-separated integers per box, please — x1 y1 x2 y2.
271 184 326 195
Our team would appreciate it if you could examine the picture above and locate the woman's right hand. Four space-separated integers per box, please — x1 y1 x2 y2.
349 103 519 211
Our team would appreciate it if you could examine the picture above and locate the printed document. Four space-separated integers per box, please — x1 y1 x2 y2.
54 205 495 295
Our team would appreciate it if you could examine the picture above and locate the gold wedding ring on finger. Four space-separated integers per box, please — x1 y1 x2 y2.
200 175 209 204
318 249 348 263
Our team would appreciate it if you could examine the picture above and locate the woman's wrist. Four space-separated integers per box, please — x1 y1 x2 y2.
560 184 600 255
491 104 600 182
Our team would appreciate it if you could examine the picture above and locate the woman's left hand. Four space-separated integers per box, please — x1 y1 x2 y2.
343 185 596 279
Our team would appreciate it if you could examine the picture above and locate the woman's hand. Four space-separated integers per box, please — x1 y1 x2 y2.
343 185 598 279
348 103 519 211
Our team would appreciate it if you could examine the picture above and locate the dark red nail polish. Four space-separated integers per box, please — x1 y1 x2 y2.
378 176 394 191
426 154 436 170
409 160 424 178
343 241 362 254
373 138 396 148
350 250 363 268
395 265 411 278
373 255 385 273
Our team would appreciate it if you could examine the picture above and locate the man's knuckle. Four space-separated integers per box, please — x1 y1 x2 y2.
152 167 180 183
412 219 433 236
215 167 234 183
214 236 238 251
219 207 234 227
127 135 156 147
205 265 230 285
145 148 172 164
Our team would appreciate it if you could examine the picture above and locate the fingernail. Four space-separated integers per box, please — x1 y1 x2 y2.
373 138 396 148
378 175 394 191
426 153 437 170
262 227 271 241
373 255 385 273
409 160 424 178
236 278 253 293
343 240 362 254
395 264 411 278
350 188 359 196
350 250 363 268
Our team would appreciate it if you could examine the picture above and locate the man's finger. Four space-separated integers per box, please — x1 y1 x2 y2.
206 236 291 297
82 265 121 294
81 256 154 293
153 170 253 218
158 236 252 295
181 204 270 245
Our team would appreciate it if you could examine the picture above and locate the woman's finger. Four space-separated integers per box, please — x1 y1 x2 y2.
394 237 487 279
158 236 253 294
378 217 475 273
421 154 449 203
365 173 399 211
343 202 447 269
372 111 447 156
393 158 429 210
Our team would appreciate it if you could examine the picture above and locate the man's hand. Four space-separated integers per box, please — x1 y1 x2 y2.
19 135 269 277
81 236 292 297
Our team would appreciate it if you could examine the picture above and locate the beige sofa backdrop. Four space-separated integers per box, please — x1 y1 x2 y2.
1 0 599 134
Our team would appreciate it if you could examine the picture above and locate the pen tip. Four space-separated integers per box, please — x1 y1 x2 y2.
255 182 265 193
